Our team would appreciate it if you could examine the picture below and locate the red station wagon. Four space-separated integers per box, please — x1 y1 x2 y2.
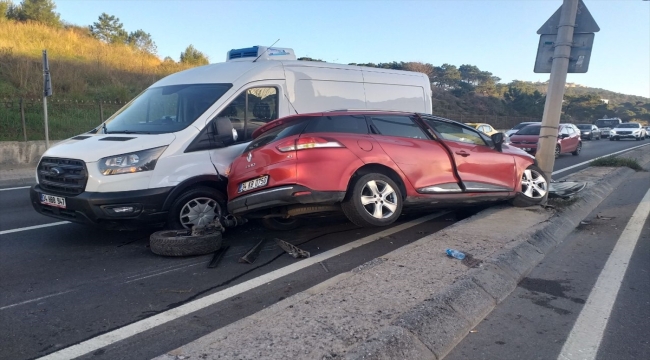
227 111 549 229
509 123 582 158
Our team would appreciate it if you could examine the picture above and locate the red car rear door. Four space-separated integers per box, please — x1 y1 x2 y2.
423 118 517 192
367 114 460 194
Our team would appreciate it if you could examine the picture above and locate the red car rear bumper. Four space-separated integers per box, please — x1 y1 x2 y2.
227 185 345 216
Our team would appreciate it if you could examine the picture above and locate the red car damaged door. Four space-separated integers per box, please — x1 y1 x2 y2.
422 118 517 192
366 114 460 194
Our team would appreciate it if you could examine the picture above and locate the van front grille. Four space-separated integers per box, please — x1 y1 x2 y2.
37 157 88 196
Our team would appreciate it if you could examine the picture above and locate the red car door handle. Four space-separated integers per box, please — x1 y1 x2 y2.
455 150 470 157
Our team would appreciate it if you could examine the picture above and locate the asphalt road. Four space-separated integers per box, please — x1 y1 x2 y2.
0 139 647 360
446 158 650 360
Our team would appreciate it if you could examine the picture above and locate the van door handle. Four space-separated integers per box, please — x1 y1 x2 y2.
455 150 470 157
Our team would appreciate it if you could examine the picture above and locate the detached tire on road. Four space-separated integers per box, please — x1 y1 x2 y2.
511 164 549 207
150 229 222 257
342 173 403 227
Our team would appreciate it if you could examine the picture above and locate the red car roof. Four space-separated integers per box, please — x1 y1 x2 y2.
252 110 416 139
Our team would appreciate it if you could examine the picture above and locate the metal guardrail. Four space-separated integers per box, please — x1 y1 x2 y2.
0 99 125 141
0 98 545 142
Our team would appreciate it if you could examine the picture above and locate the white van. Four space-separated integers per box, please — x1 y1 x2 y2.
30 46 432 230
594 117 622 138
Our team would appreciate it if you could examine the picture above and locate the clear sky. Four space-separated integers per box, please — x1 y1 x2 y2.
50 0 650 98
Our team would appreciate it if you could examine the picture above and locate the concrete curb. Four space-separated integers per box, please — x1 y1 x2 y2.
342 164 638 360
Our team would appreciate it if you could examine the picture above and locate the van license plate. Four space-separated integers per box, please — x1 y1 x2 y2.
41 193 66 208
238 175 269 193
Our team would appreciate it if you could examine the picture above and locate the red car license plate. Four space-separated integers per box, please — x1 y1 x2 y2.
238 175 269 193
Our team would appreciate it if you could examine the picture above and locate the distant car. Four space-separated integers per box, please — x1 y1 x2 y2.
465 122 499 136
509 123 582 158
609 123 647 141
645 126 650 139
506 122 541 137
576 124 602 140
227 111 545 229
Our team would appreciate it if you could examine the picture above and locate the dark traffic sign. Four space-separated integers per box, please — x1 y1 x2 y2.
537 0 600 35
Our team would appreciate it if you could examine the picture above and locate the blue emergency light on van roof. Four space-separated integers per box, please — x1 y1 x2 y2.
228 46 259 60
226 46 297 62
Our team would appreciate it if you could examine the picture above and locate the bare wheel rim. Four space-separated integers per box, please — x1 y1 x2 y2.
360 180 398 219
180 197 221 229
520 169 548 199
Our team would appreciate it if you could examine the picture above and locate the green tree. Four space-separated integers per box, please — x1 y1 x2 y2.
459 64 481 85
180 44 209 65
127 29 157 54
297 57 324 62
440 64 461 89
9 0 61 26
89 13 128 44
504 81 546 116
0 0 11 20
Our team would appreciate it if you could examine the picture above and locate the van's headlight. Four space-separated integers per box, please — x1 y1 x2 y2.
99 146 167 176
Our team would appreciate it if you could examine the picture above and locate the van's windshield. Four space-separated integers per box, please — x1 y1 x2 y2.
103 83 232 134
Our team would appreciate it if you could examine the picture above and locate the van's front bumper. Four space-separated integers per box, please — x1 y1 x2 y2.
228 185 345 216
30 185 172 230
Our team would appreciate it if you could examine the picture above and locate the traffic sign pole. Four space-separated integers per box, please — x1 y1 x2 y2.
42 50 53 149
535 0 579 181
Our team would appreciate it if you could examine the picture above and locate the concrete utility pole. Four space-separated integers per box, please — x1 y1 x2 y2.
535 0 579 180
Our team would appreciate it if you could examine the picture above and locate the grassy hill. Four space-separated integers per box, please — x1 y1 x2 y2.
0 20 191 101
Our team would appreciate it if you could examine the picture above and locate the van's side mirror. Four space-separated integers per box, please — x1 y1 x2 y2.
491 133 505 152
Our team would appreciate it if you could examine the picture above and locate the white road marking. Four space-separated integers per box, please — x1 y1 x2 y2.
558 187 650 360
36 211 447 360
0 185 32 191
124 261 207 284
0 290 74 311
552 143 650 176
0 221 70 235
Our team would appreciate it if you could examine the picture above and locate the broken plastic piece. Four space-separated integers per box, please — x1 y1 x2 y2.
275 238 310 258
192 218 225 236
208 246 229 268
239 239 265 264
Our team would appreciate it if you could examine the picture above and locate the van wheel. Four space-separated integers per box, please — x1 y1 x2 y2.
511 165 549 207
341 173 403 227
168 187 226 230
261 217 302 231
150 229 222 257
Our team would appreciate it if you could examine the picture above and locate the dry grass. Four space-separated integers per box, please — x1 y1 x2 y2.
0 20 194 100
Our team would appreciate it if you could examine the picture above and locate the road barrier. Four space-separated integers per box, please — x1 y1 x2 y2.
0 99 124 141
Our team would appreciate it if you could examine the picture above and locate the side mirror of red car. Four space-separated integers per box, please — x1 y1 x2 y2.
491 133 505 152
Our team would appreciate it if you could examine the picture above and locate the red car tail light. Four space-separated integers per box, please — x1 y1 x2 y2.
276 137 345 152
